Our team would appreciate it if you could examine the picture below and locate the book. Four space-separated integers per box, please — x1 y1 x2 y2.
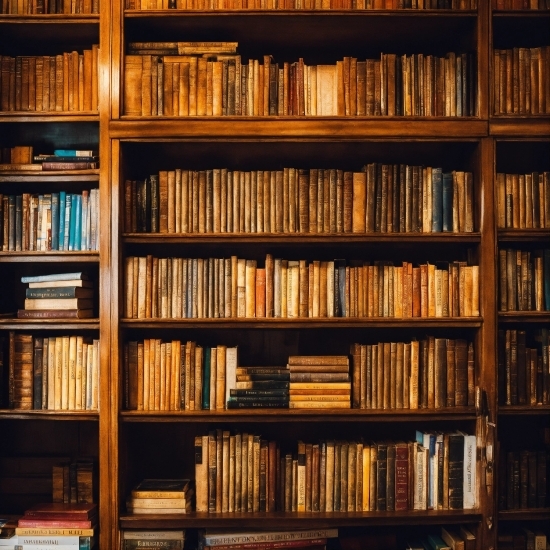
21 273 89 284
131 479 190 498
202 530 339 546
22 503 97 520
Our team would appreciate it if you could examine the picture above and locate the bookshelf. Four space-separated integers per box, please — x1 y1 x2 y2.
0 2 549 550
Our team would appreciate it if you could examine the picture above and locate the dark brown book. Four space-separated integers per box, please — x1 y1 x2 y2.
455 339 468 407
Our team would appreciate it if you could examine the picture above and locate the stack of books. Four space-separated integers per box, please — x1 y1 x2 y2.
122 530 185 550
126 479 192 514
16 503 96 550
0 147 98 171
18 272 94 319
228 366 290 409
199 529 338 550
407 525 476 550
288 356 350 409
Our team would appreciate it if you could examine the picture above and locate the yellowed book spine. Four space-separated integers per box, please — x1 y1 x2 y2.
362 445 370 511
61 336 70 410
75 336 83 410
216 345 226 410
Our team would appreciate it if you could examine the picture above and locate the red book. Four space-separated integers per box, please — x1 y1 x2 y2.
23 503 97 520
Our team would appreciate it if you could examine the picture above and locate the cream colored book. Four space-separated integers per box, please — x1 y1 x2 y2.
75 336 83 410
47 336 56 410
225 346 238 407
245 259 256 317
290 401 350 409
216 345 226 410
61 336 70 410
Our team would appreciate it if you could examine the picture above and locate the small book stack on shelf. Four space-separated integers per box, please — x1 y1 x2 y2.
15 503 97 550
228 365 289 409
126 479 192 514
18 272 94 319
52 459 95 504
198 529 338 550
0 147 99 172
288 355 350 409
122 530 185 550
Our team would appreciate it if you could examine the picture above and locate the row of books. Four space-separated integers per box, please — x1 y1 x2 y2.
493 46 550 116
124 49 477 117
496 171 550 229
0 0 99 14
350 337 475 410
124 338 477 411
126 0 479 10
499 449 549 510
52 459 96 505
0 49 99 113
498 528 548 550
7 332 100 411
124 166 475 235
0 189 100 252
494 0 550 8
498 248 550 312
124 255 481 320
123 529 185 549
193 430 477 513
498 329 550 406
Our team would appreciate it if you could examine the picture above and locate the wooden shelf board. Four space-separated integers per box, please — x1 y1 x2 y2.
499 405 550 415
120 510 482 529
0 15 99 22
0 251 99 262
123 232 481 244
0 409 98 421
498 229 550 241
0 169 99 182
120 408 477 423
0 318 99 329
111 119 488 139
492 10 550 16
0 113 99 123
490 118 550 136
121 318 483 329
498 312 550 323
498 509 550 521
124 8 477 16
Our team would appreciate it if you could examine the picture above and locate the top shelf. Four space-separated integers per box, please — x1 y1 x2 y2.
124 8 477 16
0 14 99 22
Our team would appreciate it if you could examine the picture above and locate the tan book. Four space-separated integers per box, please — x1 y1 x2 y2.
289 395 349 402
290 401 351 409
125 56 143 116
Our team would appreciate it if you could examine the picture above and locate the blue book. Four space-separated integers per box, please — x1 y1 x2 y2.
442 172 453 232
58 191 66 250
63 193 72 250
431 167 443 233
202 347 211 410
51 193 59 250
68 194 77 251
545 249 550 311
74 194 82 251
54 149 97 157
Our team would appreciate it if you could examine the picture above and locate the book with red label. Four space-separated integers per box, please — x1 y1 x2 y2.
22 503 97 521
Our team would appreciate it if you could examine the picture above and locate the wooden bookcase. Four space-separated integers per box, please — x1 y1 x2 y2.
1 3 549 550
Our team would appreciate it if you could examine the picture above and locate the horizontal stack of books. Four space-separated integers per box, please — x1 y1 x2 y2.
199 529 338 550
289 355 350 409
18 272 94 319
15 503 96 550
0 147 98 171
122 530 185 550
228 366 289 409
126 479 193 514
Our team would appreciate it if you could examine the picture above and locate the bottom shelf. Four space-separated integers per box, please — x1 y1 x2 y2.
119 510 482 529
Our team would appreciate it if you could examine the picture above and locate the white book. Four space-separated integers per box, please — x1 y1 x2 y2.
224 346 238 407
462 432 477 509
